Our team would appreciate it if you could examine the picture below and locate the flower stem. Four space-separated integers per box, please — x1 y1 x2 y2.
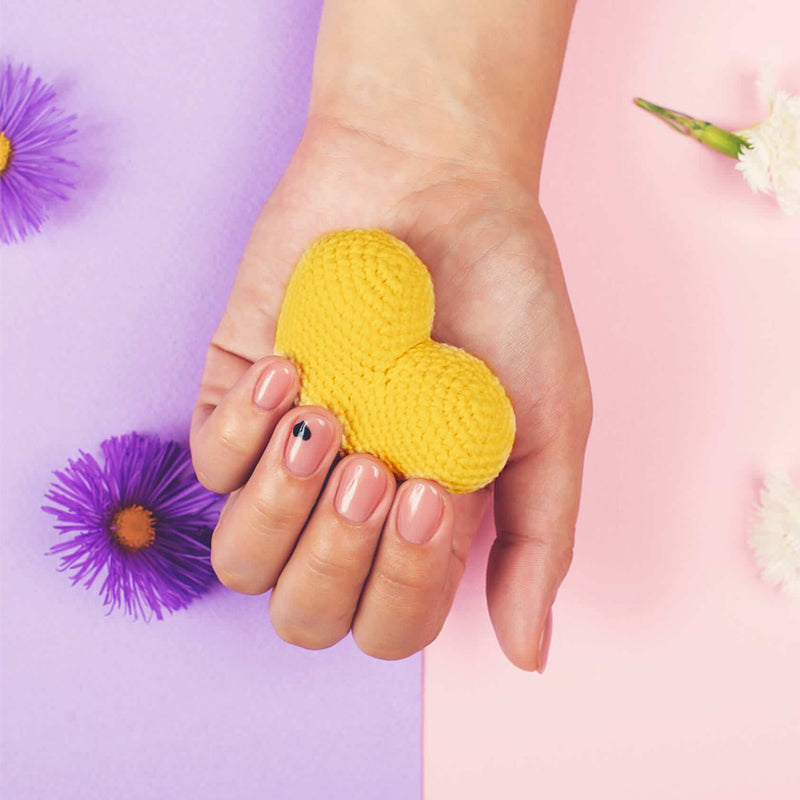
634 98 751 158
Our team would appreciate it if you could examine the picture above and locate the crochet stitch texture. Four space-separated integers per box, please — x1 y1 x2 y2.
274 229 516 493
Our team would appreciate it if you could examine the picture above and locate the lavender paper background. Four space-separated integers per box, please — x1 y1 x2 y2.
0 2 421 797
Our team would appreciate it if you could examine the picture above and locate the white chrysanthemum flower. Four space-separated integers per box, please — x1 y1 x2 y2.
748 472 800 597
736 75 800 215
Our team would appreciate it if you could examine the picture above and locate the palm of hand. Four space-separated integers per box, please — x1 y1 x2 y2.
194 121 591 669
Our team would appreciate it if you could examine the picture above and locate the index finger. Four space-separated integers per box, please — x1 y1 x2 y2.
190 348 299 493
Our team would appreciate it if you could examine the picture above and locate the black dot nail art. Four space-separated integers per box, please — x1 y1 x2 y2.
292 420 312 441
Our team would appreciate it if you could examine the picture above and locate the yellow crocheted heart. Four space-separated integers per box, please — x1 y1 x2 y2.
274 229 516 493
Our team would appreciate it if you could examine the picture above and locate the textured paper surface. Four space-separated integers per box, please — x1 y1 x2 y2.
0 3 421 798
424 1 800 798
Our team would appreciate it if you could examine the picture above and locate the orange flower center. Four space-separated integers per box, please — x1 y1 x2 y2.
111 505 156 551
0 132 12 174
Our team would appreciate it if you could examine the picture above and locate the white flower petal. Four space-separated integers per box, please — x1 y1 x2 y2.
748 472 800 597
736 86 800 215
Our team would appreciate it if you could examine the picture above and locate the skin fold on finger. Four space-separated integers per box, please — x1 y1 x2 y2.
210 405 343 595
268 454 397 650
351 478 456 661
191 355 299 494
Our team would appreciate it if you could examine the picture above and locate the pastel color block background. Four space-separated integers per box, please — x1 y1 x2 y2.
2 1 799 799
1 3 420 799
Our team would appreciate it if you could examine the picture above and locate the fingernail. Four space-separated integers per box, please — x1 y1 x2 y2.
283 414 335 477
334 460 387 523
537 608 553 674
396 482 444 544
253 362 294 410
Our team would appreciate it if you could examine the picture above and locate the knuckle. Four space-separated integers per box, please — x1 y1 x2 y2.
215 423 251 461
248 491 303 534
248 492 275 525
495 528 575 585
304 547 354 584
374 561 432 601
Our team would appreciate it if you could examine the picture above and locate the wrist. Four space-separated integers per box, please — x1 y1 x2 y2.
308 76 538 186
308 0 576 192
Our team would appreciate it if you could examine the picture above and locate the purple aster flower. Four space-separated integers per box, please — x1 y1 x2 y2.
42 433 224 620
0 62 77 244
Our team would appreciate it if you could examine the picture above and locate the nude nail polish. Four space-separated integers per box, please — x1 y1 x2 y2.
396 482 444 543
283 414 335 477
334 460 387 523
253 362 294 410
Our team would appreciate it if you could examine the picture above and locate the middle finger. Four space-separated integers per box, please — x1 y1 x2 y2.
210 405 342 594
268 453 397 649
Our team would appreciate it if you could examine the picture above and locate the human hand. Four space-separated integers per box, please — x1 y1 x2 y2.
190 0 590 670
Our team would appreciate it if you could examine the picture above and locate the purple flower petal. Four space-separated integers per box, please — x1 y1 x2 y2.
43 432 225 620
0 62 78 244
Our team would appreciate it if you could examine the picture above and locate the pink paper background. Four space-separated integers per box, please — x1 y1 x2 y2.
424 1 800 798
1 3 421 798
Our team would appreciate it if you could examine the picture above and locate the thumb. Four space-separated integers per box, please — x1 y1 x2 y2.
487 426 589 671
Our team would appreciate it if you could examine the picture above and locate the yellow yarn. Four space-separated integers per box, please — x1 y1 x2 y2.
274 229 516 494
